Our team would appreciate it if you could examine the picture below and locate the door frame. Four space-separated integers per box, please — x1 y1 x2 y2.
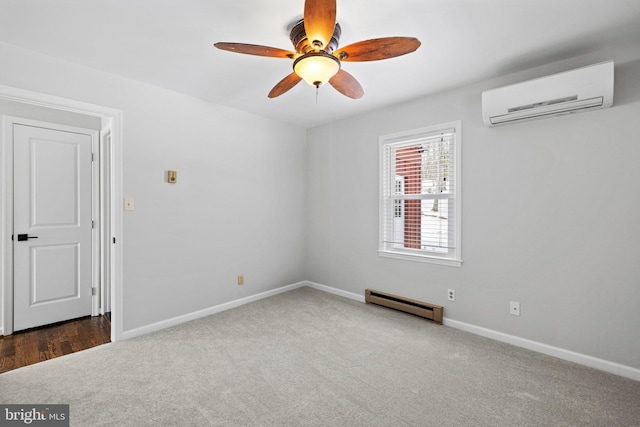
0 84 124 341
99 128 112 316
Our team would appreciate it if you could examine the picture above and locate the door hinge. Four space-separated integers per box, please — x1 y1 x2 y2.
92 220 96 229
91 153 95 162
113 237 116 244
92 287 97 296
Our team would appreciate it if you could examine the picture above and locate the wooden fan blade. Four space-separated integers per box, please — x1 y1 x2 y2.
268 73 303 98
329 69 364 99
304 0 337 49
335 37 421 62
214 42 295 59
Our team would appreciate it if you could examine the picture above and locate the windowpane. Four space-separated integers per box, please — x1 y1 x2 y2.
420 198 449 252
379 121 461 266
388 198 452 251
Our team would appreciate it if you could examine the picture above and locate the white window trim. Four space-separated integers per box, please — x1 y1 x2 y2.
378 120 462 267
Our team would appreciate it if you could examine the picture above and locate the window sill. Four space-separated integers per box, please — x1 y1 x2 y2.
378 250 462 267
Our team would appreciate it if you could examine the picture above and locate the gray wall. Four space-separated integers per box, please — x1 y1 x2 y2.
0 41 308 332
306 57 640 370
2 40 639 372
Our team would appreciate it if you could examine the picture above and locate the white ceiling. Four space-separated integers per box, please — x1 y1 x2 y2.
1 0 640 129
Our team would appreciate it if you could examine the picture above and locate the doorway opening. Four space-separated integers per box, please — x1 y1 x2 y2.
0 84 123 343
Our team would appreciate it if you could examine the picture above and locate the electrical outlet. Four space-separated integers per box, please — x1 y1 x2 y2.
237 275 244 285
447 289 455 301
510 301 520 316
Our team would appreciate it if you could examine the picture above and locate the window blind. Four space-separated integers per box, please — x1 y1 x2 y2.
381 128 457 255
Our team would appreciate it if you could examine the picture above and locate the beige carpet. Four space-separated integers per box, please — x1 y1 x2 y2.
1 286 639 426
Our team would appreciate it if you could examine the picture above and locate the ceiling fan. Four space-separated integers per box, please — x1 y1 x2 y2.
214 0 421 99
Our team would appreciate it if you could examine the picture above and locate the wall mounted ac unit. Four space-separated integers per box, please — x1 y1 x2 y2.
482 61 614 127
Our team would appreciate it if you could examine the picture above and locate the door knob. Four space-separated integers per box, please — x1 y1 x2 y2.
16 234 38 241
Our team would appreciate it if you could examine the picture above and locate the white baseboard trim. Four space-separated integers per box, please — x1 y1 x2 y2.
118 279 639 382
443 317 640 382
304 281 365 302
120 281 307 341
302 282 640 382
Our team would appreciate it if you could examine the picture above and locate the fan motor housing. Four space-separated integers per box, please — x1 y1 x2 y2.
289 19 342 54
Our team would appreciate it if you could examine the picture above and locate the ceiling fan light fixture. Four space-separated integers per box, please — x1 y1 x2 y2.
293 51 340 88
215 1 420 99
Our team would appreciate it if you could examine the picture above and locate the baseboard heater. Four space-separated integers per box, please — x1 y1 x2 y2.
365 289 443 324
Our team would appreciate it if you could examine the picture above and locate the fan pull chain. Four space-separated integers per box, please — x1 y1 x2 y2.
316 86 319 104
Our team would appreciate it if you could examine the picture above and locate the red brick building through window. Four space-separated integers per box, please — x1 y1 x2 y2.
395 146 422 249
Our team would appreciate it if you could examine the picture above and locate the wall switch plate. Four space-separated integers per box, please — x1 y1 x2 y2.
124 197 134 211
167 170 177 183
510 301 521 316
237 275 244 285
448 289 455 301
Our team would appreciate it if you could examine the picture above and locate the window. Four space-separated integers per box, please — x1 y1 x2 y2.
379 121 461 266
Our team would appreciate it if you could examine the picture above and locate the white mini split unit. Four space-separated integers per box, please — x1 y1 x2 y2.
482 61 614 126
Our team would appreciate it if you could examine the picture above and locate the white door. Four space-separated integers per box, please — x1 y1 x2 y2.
13 123 93 331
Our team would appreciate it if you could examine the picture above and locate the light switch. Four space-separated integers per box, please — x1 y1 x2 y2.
124 197 135 211
167 170 177 183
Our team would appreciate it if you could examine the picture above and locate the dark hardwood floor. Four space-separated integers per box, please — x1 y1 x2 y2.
0 315 111 374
